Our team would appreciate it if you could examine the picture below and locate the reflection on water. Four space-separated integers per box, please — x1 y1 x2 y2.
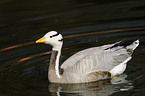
49 74 133 96
0 0 145 96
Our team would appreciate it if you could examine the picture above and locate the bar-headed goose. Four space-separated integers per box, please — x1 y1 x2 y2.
36 31 139 83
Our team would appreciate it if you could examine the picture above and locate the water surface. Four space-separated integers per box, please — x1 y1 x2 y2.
0 0 145 96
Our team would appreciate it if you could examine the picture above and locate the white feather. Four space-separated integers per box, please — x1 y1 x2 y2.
110 57 132 76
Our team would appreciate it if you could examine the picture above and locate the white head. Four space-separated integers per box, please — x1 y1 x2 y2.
36 31 63 51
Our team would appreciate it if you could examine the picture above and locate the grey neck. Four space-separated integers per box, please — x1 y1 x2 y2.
48 50 63 79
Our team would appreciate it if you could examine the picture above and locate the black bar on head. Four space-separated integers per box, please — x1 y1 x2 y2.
52 32 60 37
58 39 63 42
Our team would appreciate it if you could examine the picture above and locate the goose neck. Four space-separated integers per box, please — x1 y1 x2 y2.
50 48 62 79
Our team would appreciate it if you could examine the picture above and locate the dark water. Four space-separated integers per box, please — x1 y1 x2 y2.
0 0 145 96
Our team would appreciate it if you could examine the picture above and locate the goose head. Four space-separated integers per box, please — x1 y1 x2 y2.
36 31 63 51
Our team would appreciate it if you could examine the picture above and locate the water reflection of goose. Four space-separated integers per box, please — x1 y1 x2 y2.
49 74 133 96
36 31 139 83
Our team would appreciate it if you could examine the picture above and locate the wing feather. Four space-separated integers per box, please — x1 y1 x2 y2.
61 42 131 76
61 42 120 69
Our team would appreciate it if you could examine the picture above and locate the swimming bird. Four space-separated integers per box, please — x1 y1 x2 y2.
36 31 139 83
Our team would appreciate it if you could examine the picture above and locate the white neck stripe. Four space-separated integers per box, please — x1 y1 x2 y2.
54 50 62 78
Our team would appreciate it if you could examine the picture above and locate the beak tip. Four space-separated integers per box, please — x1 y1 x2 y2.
35 37 46 44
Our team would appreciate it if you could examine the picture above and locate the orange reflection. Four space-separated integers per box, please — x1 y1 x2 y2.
64 27 145 38
43 59 50 62
18 51 51 62
0 41 33 52
18 47 70 62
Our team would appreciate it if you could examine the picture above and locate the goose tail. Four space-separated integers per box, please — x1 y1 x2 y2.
113 39 140 51
126 39 139 51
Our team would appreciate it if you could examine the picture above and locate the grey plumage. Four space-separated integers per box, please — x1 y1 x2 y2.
49 40 139 83
36 31 139 83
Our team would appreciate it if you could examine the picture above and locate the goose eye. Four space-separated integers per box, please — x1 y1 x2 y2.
135 42 138 44
50 36 53 38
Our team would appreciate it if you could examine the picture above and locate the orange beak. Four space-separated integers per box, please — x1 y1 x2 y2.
36 37 46 43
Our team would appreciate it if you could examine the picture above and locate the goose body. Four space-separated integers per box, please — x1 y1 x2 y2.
36 31 139 83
